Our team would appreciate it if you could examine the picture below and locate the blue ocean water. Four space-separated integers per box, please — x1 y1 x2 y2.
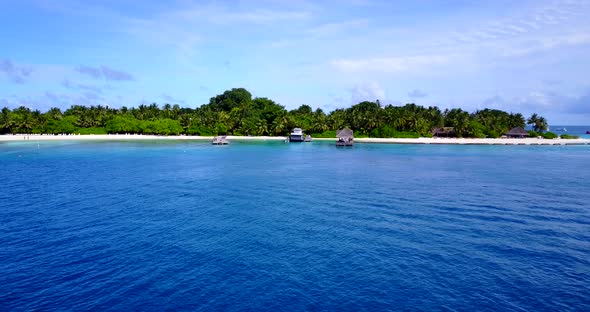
1 140 590 311
551 125 590 139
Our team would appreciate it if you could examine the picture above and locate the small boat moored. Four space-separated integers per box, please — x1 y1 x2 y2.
289 128 305 142
304 135 312 142
212 136 229 145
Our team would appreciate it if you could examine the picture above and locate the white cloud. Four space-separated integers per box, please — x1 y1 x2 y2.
161 94 185 104
75 65 135 81
408 89 427 98
1 92 99 111
331 55 449 74
495 33 590 57
62 79 103 93
452 1 589 57
483 89 590 115
215 9 310 24
308 19 369 36
0 59 33 84
124 3 311 59
351 82 385 103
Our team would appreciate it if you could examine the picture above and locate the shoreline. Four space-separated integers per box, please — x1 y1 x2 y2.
1 134 589 145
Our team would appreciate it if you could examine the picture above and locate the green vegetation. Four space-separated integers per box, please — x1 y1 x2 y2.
311 130 337 138
76 127 108 135
0 88 547 138
542 132 558 139
369 125 422 138
560 134 580 139
529 131 558 139
527 113 548 132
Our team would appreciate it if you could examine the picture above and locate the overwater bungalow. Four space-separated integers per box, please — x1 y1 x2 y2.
505 127 528 138
432 127 456 137
336 129 354 146
212 135 229 145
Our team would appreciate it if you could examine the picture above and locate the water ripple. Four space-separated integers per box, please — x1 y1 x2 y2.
1 141 589 311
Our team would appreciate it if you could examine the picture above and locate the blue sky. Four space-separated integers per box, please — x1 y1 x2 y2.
1 0 589 124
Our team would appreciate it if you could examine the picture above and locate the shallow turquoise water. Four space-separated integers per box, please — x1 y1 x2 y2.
1 141 590 310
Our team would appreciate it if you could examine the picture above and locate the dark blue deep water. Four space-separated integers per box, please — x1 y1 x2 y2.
551 125 590 139
1 141 590 311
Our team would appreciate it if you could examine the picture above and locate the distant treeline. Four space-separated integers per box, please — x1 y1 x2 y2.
0 88 550 138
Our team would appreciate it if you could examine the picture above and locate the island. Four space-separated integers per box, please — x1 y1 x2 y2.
1 88 588 145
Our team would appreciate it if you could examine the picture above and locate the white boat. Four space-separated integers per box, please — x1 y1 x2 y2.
289 128 304 142
212 136 229 145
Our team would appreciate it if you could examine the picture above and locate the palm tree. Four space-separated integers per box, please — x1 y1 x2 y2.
254 119 268 136
311 115 329 134
527 113 548 132
272 114 293 136
536 116 548 132
224 109 240 132
414 117 430 135
510 113 525 128
18 114 34 133
393 117 406 130
446 109 470 137
426 106 444 129
163 104 172 118
527 113 539 130
179 114 193 131
77 114 94 128
92 105 109 127
143 103 159 120
47 107 63 120
172 104 181 119
0 107 13 133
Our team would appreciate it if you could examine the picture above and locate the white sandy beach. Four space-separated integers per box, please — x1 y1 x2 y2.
1 134 589 145
353 137 590 145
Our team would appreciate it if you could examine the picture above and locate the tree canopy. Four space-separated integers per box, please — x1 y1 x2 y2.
0 88 544 138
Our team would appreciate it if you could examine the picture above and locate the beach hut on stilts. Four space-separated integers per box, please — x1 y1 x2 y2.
336 128 354 146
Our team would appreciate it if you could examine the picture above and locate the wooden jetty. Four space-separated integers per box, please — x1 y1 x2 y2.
212 136 229 145
336 129 354 146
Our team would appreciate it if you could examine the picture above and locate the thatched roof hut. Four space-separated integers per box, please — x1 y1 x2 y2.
336 128 354 146
336 129 353 139
505 127 528 138
432 127 456 137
